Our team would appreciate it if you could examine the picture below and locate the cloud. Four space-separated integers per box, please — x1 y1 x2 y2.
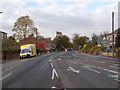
0 0 119 39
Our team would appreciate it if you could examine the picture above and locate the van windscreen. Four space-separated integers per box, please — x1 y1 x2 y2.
21 49 28 53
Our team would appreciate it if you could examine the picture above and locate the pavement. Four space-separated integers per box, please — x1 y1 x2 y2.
1 50 120 89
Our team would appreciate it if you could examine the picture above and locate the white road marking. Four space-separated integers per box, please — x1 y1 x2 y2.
108 75 119 78
70 61 76 64
49 60 52 62
78 62 119 74
51 87 56 88
51 69 59 79
113 64 119 66
97 61 105 63
87 68 100 73
0 73 12 80
114 79 120 82
82 67 100 73
58 58 61 61
110 66 119 68
50 63 54 68
93 66 119 74
68 67 79 74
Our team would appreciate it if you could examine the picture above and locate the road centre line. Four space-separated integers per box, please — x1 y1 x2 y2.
82 66 100 73
58 58 61 60
78 62 119 74
110 66 119 68
0 73 12 80
97 61 105 63
112 64 120 67
70 61 76 64
51 87 56 88
87 68 100 73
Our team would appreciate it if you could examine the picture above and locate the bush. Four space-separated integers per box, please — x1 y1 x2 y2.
100 46 107 51
3 46 20 55
115 47 120 52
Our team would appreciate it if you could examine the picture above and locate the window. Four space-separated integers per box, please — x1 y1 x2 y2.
21 49 28 53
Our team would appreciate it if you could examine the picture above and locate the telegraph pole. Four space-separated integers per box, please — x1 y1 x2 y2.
112 12 114 58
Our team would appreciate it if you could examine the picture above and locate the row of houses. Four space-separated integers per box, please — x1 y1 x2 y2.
0 31 54 51
0 31 7 40
37 36 54 51
97 29 119 48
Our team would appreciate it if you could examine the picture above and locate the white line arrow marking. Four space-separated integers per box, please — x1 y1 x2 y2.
51 68 59 79
68 67 79 74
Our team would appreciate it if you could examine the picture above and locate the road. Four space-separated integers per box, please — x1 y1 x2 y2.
2 50 120 89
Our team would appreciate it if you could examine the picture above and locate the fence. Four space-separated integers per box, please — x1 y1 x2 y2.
102 51 120 58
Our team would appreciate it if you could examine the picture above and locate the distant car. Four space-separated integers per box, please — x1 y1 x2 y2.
66 48 72 51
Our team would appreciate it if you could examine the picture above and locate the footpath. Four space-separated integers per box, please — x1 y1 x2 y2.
1 57 35 74
73 51 120 64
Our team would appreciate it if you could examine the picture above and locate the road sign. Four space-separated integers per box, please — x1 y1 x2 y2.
97 39 109 45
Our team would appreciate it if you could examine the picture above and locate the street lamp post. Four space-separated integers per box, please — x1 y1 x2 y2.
112 12 114 58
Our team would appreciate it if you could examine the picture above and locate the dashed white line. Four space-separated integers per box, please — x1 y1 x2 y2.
51 87 56 88
113 64 119 66
82 67 100 73
49 60 52 62
70 61 76 64
97 61 105 63
0 73 12 80
92 66 119 74
110 66 119 68
58 58 61 61
88 68 100 73
78 62 119 74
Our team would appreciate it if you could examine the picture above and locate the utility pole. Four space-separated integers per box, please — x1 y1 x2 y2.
112 12 114 58
36 29 38 55
36 29 37 48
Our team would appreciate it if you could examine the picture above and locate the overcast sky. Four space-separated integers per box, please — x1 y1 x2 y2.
0 0 119 39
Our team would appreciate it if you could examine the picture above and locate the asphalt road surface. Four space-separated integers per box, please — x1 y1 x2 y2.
2 50 120 89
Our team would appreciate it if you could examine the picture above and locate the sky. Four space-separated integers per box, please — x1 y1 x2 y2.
0 0 119 39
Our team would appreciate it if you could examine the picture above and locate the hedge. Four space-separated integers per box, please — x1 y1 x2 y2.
2 46 20 55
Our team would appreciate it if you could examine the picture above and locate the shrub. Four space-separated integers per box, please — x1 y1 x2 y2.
3 46 20 55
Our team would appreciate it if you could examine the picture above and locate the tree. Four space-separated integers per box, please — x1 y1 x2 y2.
53 32 70 51
56 31 62 37
72 33 89 49
116 28 120 48
92 33 98 46
12 15 38 42
2 36 16 50
72 34 80 49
